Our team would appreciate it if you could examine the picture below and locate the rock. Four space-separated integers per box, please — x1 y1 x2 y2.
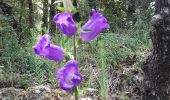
0 86 71 100
22 85 57 100
0 87 23 100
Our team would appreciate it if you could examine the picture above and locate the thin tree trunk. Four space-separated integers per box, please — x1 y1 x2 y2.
49 0 56 35
42 0 48 34
28 0 34 29
87 0 96 10
127 0 135 21
19 0 24 27
0 0 22 43
141 0 170 100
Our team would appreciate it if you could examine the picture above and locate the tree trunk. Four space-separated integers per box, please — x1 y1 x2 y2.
0 0 22 43
127 0 135 20
42 0 48 34
141 0 170 100
49 0 56 34
28 0 34 29
87 0 96 10
19 0 24 27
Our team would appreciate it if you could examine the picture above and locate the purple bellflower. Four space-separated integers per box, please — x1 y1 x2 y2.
80 9 110 42
53 13 77 37
33 34 65 61
56 60 82 91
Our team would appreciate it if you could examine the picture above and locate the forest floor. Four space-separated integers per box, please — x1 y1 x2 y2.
0 47 150 100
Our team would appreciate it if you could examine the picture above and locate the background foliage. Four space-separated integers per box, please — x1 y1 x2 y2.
0 0 153 99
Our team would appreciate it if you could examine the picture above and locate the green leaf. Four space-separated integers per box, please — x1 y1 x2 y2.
71 8 77 14
66 52 74 59
56 6 65 12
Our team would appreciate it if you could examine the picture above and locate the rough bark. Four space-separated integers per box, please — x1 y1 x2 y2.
42 0 48 34
141 0 170 100
49 0 56 34
0 0 22 43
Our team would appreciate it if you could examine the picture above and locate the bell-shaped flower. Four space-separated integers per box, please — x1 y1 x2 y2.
53 13 77 37
56 60 82 91
33 34 65 61
80 9 110 42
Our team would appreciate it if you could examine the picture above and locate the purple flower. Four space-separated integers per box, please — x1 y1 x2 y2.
33 34 65 61
56 60 82 91
53 13 77 37
80 9 110 42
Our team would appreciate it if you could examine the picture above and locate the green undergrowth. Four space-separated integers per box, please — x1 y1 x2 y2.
0 24 151 99
0 32 56 88
77 27 151 99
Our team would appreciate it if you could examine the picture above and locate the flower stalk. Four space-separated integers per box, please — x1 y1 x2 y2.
73 34 79 100
73 35 77 60
74 86 79 100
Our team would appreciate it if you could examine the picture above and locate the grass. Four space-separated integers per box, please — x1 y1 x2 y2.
98 40 109 100
0 32 57 87
0 20 151 99
77 24 151 99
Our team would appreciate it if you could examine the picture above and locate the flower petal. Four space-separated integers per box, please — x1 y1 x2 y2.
33 34 51 56
45 44 65 61
59 79 74 91
80 9 109 42
56 60 82 91
53 13 77 37
72 73 83 86
56 67 66 79
33 34 65 62
64 60 79 73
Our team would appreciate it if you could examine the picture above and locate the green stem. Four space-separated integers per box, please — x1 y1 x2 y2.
74 87 79 100
73 35 79 100
73 35 77 60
